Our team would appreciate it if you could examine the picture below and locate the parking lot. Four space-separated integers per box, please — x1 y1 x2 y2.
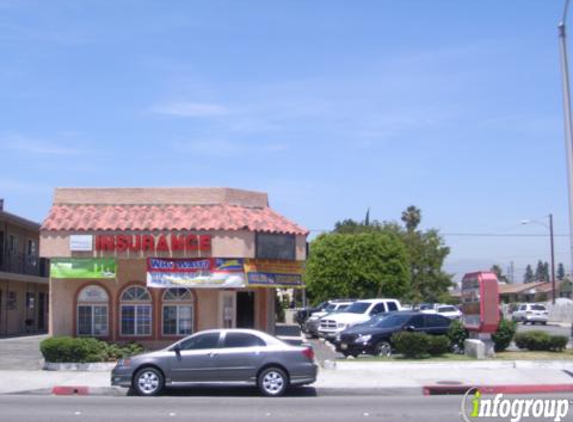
0 335 47 370
300 321 573 360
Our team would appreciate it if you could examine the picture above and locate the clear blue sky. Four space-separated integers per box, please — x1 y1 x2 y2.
0 0 570 282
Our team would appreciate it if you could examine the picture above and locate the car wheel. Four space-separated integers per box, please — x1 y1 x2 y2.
374 341 392 357
133 367 164 397
258 367 289 397
342 351 358 358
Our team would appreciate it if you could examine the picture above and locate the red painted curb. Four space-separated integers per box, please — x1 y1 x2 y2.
51 386 90 396
423 384 573 396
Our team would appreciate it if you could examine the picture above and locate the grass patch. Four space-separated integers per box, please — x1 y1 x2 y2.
342 353 476 362
338 350 573 361
494 350 573 360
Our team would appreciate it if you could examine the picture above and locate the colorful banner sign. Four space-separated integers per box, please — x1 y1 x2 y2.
244 259 305 288
146 258 246 288
50 258 117 279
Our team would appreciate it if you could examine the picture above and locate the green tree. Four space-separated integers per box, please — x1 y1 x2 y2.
491 265 508 283
328 207 452 303
557 263 565 280
401 228 452 302
401 205 421 232
305 232 410 303
334 219 370 234
524 265 534 283
535 260 549 282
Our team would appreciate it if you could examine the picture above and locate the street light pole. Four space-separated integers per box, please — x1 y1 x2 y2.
558 0 573 279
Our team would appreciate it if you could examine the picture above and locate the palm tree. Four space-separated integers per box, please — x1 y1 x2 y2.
401 205 421 232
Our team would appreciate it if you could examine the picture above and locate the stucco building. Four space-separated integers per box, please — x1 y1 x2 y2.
0 200 49 336
40 188 307 347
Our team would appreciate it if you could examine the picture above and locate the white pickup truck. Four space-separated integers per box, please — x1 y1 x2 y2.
318 298 401 341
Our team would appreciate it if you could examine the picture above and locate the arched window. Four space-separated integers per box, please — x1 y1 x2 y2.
120 285 152 336
77 285 109 337
162 288 194 336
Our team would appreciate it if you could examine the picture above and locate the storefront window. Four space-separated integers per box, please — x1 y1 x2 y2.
77 285 109 337
162 288 194 336
120 286 152 336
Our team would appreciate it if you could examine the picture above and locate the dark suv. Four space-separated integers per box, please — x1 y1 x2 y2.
337 311 451 357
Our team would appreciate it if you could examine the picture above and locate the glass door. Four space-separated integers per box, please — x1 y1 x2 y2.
219 291 236 328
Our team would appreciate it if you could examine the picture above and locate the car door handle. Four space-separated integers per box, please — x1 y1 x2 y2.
209 352 218 357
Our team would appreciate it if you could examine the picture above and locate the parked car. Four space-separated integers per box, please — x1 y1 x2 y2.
511 303 549 325
337 311 452 357
318 299 401 341
111 329 318 397
427 305 462 320
415 303 435 311
295 301 329 326
303 300 355 338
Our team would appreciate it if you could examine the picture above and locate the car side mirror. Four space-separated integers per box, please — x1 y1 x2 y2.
172 344 181 357
403 325 415 332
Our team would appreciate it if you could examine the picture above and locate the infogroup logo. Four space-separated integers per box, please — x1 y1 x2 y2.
461 388 570 422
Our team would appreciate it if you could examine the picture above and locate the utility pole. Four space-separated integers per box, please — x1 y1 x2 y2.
558 0 573 281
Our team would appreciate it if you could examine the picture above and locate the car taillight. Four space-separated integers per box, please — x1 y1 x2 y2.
302 347 314 361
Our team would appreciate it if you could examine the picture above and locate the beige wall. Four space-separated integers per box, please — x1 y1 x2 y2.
0 279 48 336
50 259 274 345
40 230 306 261
40 230 256 259
53 187 269 208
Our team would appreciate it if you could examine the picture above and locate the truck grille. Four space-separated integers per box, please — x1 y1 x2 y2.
320 319 337 330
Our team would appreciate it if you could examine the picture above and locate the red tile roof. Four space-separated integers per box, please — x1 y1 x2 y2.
41 204 308 236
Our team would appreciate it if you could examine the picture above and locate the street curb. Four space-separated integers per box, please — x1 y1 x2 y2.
330 360 573 371
7 387 129 397
43 362 116 371
423 384 573 396
5 386 423 397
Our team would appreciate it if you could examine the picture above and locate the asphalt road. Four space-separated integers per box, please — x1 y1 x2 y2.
1 394 572 422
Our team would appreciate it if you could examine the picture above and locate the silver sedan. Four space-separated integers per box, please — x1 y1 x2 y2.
111 329 318 397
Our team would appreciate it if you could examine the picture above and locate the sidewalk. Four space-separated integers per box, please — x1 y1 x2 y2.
0 360 571 397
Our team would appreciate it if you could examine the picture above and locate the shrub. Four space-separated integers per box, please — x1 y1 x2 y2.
391 331 430 358
514 330 550 351
549 336 569 352
491 319 517 352
427 335 451 356
40 337 145 363
447 319 468 352
515 331 568 352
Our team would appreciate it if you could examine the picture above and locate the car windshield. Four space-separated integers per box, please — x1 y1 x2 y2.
325 304 336 311
437 306 455 312
374 313 411 328
345 302 371 314
335 305 350 312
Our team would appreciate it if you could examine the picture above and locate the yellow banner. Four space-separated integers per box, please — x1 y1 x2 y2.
244 260 305 288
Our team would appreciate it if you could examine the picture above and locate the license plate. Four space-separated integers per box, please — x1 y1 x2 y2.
340 343 348 350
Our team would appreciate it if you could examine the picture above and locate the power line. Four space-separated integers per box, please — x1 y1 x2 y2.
308 229 570 238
